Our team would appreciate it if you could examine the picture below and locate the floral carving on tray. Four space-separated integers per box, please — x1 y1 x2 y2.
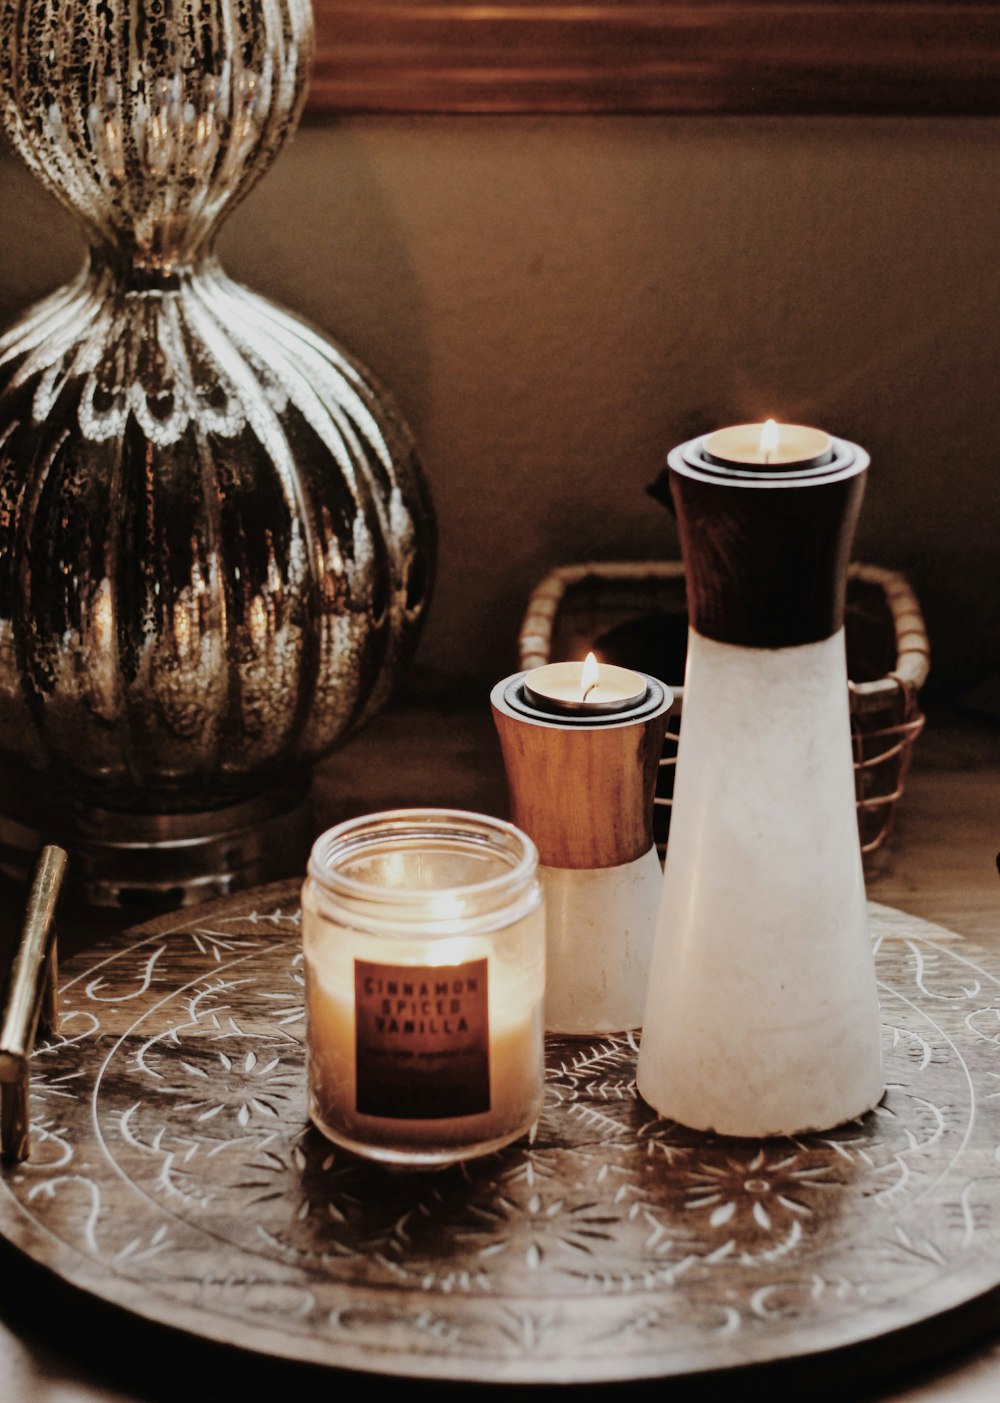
1 891 998 1384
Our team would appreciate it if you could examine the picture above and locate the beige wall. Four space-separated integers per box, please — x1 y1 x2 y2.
2 116 998 698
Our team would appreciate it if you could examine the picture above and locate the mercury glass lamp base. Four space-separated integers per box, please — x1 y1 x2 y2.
0 776 311 911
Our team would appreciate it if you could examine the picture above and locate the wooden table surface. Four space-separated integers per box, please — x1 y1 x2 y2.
0 698 996 1403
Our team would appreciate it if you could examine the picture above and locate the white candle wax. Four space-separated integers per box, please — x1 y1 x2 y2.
524 655 647 714
703 420 833 469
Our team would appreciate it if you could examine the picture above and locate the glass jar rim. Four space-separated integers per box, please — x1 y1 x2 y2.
307 808 539 910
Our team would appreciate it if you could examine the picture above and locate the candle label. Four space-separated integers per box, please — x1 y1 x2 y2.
353 959 490 1119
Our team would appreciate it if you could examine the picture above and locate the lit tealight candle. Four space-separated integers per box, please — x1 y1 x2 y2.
523 651 648 715
703 420 834 470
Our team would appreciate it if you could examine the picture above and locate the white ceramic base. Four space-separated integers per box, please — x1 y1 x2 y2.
541 847 662 1035
636 628 884 1137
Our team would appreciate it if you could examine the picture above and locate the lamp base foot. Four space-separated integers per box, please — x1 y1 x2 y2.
0 783 311 912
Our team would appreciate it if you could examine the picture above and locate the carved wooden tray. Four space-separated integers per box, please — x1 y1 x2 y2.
2 886 1000 1386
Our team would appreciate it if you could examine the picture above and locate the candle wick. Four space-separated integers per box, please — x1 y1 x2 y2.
763 451 772 465
582 682 598 703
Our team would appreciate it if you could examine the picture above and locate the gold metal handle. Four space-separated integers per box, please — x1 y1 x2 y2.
0 846 68 1162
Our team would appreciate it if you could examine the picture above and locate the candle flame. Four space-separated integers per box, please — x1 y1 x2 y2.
759 419 780 462
580 651 600 702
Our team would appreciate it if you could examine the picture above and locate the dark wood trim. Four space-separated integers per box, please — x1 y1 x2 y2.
309 3 1000 115
667 450 868 649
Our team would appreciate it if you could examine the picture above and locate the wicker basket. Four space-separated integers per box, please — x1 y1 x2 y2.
519 561 930 860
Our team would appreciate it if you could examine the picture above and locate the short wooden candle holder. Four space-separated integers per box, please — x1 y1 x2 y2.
491 672 672 1034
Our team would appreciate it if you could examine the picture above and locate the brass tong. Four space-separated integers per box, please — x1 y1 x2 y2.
0 846 68 1161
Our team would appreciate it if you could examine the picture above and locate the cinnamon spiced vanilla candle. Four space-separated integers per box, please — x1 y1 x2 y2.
302 810 545 1167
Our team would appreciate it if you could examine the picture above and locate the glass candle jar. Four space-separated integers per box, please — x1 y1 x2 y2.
302 809 546 1167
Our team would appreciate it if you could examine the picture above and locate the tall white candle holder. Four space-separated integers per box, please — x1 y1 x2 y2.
636 425 884 1137
492 671 672 1035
